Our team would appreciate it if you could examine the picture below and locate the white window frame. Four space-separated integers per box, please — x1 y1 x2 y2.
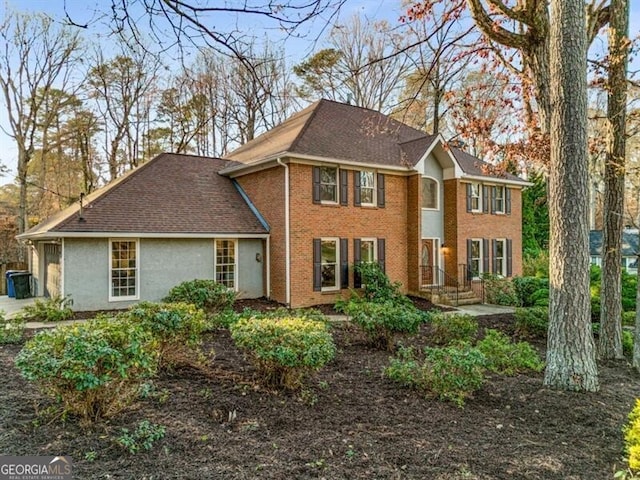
470 238 483 279
494 186 506 214
494 238 507 276
421 176 439 210
321 237 340 292
320 166 339 204
360 237 377 264
109 238 140 302
359 170 376 206
470 182 482 212
214 239 238 291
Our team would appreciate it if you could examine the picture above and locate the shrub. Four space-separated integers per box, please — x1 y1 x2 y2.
482 274 519 306
338 300 428 350
522 251 549 278
512 276 549 307
0 312 25 344
15 317 158 421
514 307 549 339
430 313 478 345
624 312 637 327
230 316 336 389
241 307 328 323
385 344 486 407
17 295 73 323
624 330 634 358
476 329 544 375
163 279 236 312
118 302 206 369
355 262 411 307
116 420 166 454
624 399 640 473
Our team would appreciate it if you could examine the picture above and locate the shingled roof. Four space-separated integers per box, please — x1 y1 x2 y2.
20 153 268 238
225 99 432 168
590 230 640 257
450 147 525 182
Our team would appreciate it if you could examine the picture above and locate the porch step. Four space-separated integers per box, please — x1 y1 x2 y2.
419 288 483 307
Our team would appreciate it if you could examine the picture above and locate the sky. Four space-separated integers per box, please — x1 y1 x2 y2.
0 0 639 186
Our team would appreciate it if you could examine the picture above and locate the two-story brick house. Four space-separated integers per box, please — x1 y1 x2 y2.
18 99 528 310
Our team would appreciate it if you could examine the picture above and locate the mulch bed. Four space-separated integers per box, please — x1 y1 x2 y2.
2 309 639 479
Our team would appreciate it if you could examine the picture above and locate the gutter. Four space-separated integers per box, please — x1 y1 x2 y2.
276 158 291 306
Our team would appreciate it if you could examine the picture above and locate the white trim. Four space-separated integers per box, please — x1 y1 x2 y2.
320 237 341 292
470 182 482 213
20 232 269 240
494 238 507 276
60 238 65 299
420 176 440 210
276 158 291 305
359 170 376 207
265 236 271 298
214 238 239 291
493 186 506 214
470 238 483 280
108 238 140 302
461 175 531 187
359 237 378 263
319 165 339 205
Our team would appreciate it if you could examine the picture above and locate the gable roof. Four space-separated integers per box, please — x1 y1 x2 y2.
450 147 525 183
19 153 268 239
590 230 640 257
225 99 431 168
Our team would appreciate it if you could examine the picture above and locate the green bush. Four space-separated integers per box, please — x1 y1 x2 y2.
476 329 544 375
117 302 206 369
15 317 158 421
514 307 549 339
163 279 236 312
482 274 519 306
355 262 411 307
590 266 637 317
17 295 73 323
240 307 328 323
385 344 486 407
230 316 336 389
624 330 634 357
512 276 549 307
430 313 478 345
338 300 428 350
0 312 25 344
116 420 166 454
522 251 549 278
624 399 640 473
624 312 637 327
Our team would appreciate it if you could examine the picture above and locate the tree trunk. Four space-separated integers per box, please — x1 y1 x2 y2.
598 0 629 360
543 0 599 391
525 39 551 134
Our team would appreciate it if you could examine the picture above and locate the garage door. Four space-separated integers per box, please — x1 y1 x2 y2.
44 243 61 298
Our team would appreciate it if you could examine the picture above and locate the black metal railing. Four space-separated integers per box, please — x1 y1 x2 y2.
420 264 464 306
458 263 485 304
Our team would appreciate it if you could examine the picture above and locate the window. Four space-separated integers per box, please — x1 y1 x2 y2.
321 238 339 290
215 239 236 289
360 238 377 263
470 239 482 279
320 166 338 203
360 171 375 205
494 186 505 213
494 239 506 276
470 183 481 212
421 177 438 209
110 239 138 300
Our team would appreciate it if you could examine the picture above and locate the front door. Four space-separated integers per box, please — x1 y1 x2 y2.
421 238 440 286
43 243 61 298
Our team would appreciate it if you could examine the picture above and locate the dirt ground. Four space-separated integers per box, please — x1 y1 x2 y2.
1 306 639 479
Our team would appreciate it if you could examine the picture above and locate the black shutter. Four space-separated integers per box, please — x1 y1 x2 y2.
354 171 361 206
466 239 473 280
482 238 489 275
313 239 322 291
377 173 385 207
506 239 513 277
354 239 362 288
377 238 386 273
466 184 472 212
312 166 321 204
340 238 348 289
492 239 497 273
482 185 489 213
340 169 348 206
491 186 497 214
505 188 512 214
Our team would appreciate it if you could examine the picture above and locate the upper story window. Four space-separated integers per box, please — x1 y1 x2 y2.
320 166 338 203
470 183 481 212
421 177 439 209
493 186 505 214
359 171 375 205
110 239 139 301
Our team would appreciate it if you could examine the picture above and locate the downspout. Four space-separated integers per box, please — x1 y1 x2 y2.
276 158 291 305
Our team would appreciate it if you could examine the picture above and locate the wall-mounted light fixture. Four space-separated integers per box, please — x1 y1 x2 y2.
255 252 262 263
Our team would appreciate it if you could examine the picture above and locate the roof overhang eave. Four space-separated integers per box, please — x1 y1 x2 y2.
17 231 270 241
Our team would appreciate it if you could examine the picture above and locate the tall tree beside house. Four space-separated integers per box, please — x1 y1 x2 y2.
599 0 630 360
0 11 82 236
544 0 599 391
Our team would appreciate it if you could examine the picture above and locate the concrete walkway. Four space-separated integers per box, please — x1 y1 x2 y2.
446 303 515 316
0 295 36 318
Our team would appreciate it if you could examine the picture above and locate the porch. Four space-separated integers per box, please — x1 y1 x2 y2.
419 263 484 306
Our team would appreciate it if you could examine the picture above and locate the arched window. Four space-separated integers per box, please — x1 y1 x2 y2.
421 177 439 209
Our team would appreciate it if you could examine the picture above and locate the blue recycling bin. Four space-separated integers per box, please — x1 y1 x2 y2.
5 270 26 298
